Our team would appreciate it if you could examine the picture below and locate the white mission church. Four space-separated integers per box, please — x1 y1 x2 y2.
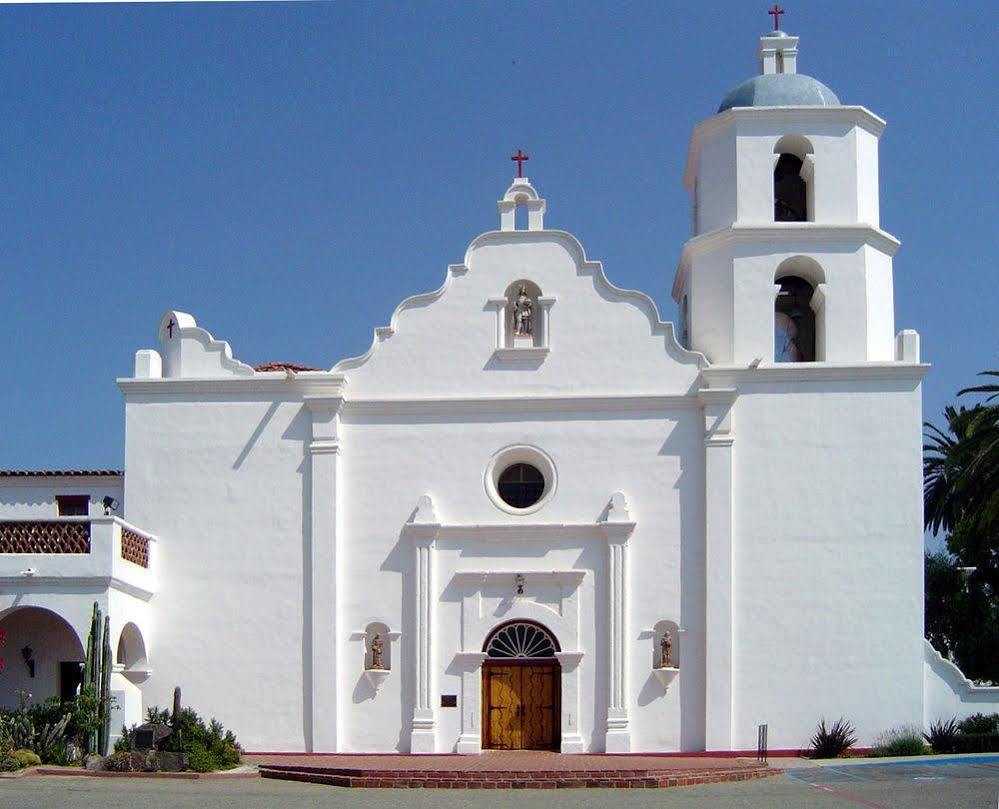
3 25 998 755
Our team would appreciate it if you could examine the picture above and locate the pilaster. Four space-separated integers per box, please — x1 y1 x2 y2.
454 652 487 754
600 492 635 752
699 388 737 751
304 391 346 752
405 496 440 753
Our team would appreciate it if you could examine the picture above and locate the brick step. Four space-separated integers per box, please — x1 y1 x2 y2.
259 764 778 789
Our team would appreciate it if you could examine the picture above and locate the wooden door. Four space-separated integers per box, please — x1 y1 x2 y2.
521 664 558 749
485 666 522 749
483 663 559 750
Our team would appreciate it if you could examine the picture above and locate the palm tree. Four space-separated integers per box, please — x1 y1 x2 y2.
924 370 999 580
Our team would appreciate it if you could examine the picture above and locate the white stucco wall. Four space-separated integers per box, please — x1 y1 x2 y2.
730 375 926 749
122 395 311 751
0 477 124 519
336 403 706 753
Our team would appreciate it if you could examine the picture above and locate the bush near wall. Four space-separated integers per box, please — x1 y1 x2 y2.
871 726 929 757
115 706 242 773
953 733 999 753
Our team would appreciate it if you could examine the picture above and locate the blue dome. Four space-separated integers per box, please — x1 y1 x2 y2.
718 72 840 113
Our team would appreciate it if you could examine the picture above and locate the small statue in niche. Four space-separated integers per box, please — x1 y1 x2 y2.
659 631 674 669
512 285 534 336
368 634 385 670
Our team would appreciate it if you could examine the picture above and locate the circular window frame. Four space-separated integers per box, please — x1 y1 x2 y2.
484 445 557 515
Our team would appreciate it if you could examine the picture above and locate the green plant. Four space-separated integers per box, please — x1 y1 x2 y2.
925 718 960 753
809 717 857 759
103 750 133 772
41 743 74 766
957 713 999 735
953 733 999 753
12 749 41 768
82 602 113 755
871 726 929 757
150 705 241 772
113 728 133 754
185 743 215 773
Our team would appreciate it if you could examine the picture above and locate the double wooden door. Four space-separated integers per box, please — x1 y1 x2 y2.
483 662 560 750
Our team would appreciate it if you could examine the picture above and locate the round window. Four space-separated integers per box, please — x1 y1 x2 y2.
496 463 545 509
484 445 557 515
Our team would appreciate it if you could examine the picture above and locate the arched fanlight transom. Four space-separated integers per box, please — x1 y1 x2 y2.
484 622 557 658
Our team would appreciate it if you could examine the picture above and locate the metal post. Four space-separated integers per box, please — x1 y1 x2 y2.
757 723 768 763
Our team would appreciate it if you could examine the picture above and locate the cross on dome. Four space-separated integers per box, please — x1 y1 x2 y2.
768 4 785 31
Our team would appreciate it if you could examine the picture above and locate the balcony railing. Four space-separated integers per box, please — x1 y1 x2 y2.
0 520 91 554
0 517 157 597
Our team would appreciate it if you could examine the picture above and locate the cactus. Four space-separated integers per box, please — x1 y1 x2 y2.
82 602 113 755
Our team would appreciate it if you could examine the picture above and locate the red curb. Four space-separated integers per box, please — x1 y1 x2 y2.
17 766 258 780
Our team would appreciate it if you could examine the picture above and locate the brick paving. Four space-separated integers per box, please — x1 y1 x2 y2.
247 751 779 789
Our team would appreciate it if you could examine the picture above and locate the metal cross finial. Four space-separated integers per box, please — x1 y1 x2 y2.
511 149 529 178
167 318 176 338
768 4 785 30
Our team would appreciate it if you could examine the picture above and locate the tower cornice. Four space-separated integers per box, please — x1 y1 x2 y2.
684 106 887 191
672 223 900 302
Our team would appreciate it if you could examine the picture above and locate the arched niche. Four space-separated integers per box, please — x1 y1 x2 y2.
775 257 826 363
364 621 391 671
0 606 85 708
652 620 680 670
116 622 148 673
773 135 815 222
505 279 544 348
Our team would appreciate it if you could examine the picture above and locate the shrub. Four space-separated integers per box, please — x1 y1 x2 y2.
103 751 133 772
871 726 929 757
809 718 857 759
12 749 41 768
186 743 215 773
0 688 110 762
40 744 73 766
953 733 999 754
137 705 241 772
925 717 960 753
957 713 999 735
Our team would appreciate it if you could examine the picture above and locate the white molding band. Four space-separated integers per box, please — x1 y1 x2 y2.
700 362 930 386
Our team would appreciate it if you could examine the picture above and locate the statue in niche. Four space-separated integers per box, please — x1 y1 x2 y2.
512 285 534 336
659 631 674 669
368 634 385 670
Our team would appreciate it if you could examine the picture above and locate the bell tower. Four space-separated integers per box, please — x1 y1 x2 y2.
672 25 912 365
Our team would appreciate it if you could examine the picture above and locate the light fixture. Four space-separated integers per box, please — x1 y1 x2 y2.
21 645 35 678
515 574 525 596
102 496 119 515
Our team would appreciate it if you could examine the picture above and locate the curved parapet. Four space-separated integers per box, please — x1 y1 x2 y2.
334 228 706 393
157 310 255 379
924 639 999 724
463 229 707 370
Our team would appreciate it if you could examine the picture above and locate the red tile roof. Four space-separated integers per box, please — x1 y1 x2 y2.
0 470 123 478
253 362 322 373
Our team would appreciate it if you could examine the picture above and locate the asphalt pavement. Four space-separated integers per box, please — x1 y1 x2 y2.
1 755 997 808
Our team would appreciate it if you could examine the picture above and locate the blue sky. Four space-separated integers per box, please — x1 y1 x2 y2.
1 1 996 495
